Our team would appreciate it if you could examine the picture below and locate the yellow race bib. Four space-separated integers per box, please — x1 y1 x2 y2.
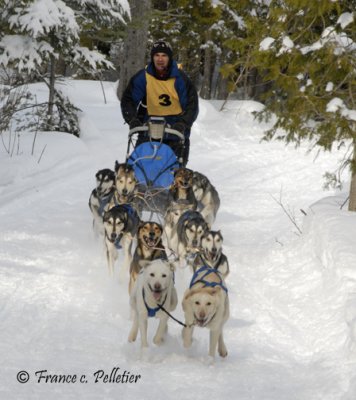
146 72 183 116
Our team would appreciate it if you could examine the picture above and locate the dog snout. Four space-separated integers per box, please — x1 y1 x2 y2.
154 282 161 291
199 310 206 320
111 232 117 240
192 239 198 247
122 188 128 195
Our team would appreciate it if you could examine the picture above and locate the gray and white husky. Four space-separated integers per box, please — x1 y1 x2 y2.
174 210 209 264
192 171 220 228
103 204 140 279
108 162 141 212
193 230 229 278
88 168 116 235
163 201 195 252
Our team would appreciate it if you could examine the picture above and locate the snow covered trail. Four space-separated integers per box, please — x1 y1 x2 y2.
1 81 355 400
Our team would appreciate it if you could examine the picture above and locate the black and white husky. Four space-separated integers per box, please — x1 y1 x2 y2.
192 171 220 228
103 204 140 279
88 168 115 235
193 230 229 278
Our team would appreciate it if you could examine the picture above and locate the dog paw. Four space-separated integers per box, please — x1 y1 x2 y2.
128 332 137 342
219 348 228 358
218 344 228 357
153 335 164 346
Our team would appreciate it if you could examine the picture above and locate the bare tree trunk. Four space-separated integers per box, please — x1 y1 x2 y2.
348 140 356 211
47 53 56 129
117 0 151 100
214 48 229 100
200 38 213 100
46 31 58 129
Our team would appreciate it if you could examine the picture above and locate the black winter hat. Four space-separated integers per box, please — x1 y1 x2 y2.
150 40 173 60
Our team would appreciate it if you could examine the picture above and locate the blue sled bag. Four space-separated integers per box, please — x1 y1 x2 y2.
128 142 179 188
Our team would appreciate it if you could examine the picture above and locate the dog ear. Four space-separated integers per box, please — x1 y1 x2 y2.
138 220 146 230
174 168 181 177
183 287 200 302
114 160 120 173
182 289 194 308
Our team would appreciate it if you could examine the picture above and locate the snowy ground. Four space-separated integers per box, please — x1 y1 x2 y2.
1 80 356 400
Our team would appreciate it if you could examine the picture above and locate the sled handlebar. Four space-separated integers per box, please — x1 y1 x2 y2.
128 125 185 141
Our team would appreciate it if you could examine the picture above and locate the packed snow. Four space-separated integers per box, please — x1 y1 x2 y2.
1 80 356 400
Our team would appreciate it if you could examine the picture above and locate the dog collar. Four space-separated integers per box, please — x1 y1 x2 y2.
142 288 168 318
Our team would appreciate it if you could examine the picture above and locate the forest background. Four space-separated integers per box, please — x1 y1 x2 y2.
1 0 356 208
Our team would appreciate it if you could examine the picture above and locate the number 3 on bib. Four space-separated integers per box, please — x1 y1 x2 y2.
159 94 172 107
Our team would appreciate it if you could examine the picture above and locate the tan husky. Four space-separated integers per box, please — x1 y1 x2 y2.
182 266 229 358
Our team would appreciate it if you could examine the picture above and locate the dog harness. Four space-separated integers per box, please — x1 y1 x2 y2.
189 265 228 293
98 190 115 216
142 288 168 318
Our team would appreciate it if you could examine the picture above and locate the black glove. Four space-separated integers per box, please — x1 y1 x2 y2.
171 121 186 134
129 117 142 130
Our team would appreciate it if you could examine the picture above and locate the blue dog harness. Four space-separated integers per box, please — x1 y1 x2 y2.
189 265 228 293
142 288 168 318
98 190 115 216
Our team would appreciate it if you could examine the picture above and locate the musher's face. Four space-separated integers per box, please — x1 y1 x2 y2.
153 53 169 71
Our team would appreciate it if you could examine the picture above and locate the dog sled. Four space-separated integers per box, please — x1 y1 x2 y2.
125 117 185 216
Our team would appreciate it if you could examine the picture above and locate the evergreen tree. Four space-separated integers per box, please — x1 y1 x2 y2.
242 0 356 210
149 0 222 97
0 0 128 135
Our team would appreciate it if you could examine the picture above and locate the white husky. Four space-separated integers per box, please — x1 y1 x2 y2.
128 259 178 348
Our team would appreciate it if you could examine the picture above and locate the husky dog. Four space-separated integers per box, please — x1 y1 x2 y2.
129 221 167 294
128 259 178 348
182 266 229 358
169 167 197 210
163 201 194 252
192 171 220 227
103 204 140 277
108 162 140 211
88 168 116 235
193 230 229 278
174 210 209 263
